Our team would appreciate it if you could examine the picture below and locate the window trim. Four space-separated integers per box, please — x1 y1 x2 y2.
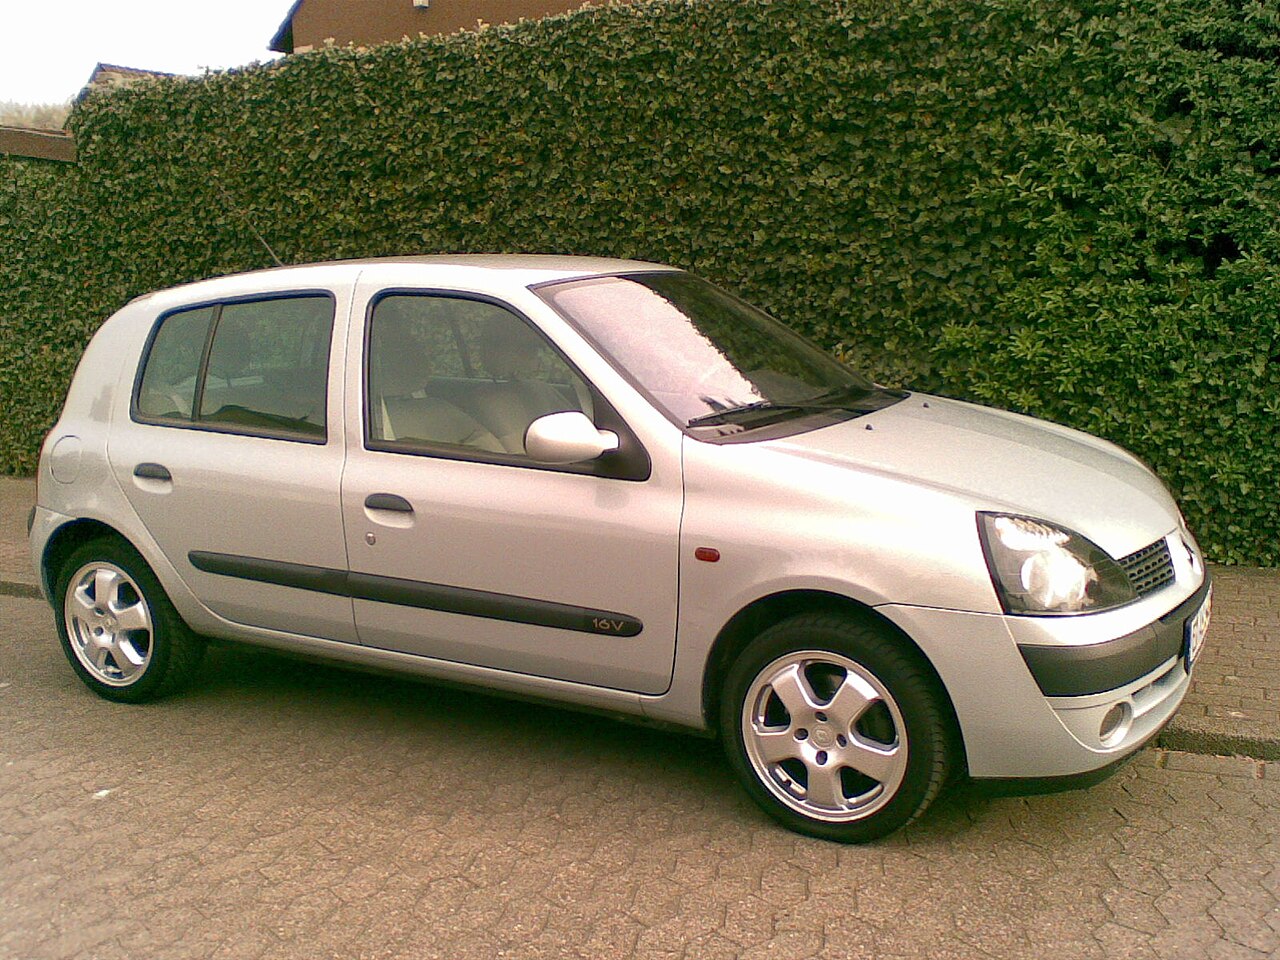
362 288 651 482
130 290 337 445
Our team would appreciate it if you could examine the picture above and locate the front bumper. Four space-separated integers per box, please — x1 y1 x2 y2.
1018 580 1210 697
877 552 1208 780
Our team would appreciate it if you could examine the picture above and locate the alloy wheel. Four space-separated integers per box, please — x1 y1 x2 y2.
741 649 909 823
63 561 154 687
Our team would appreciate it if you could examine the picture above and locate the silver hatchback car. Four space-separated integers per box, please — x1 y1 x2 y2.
31 256 1210 842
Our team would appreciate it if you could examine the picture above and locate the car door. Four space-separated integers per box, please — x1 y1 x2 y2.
107 288 357 643
339 281 683 695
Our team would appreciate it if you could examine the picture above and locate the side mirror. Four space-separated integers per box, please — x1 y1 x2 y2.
525 411 620 464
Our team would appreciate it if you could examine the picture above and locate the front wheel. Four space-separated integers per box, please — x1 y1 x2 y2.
55 538 204 703
720 613 952 842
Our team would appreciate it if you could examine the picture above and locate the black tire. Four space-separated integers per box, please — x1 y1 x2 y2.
54 537 204 703
719 612 952 843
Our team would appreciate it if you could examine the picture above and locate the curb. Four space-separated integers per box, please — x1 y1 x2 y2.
0 579 41 600
1157 724 1280 763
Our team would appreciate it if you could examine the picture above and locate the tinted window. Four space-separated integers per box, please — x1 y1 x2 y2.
367 294 588 456
136 305 214 421
198 298 332 437
136 295 333 441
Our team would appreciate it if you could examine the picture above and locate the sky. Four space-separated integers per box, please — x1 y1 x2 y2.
1 1 290 105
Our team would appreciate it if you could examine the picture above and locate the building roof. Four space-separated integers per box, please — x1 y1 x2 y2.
80 63 174 97
270 0 306 54
88 63 172 83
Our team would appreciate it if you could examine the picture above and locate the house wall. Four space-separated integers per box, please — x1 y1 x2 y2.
289 0 622 52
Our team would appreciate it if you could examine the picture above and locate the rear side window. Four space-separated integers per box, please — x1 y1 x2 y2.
134 294 334 442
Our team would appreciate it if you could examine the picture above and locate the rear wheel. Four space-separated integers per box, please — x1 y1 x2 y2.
55 538 204 702
720 613 952 842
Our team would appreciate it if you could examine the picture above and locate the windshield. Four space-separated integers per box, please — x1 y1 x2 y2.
536 273 885 430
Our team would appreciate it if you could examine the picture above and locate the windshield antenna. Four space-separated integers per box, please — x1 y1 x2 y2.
208 172 285 268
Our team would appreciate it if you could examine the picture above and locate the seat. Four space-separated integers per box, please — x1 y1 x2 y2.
383 395 505 452
467 322 590 454
467 381 580 454
372 338 504 453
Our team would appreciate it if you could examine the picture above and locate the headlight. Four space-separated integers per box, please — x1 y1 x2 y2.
977 513 1137 615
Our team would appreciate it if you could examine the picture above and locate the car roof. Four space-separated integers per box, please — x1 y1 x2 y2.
130 255 678 308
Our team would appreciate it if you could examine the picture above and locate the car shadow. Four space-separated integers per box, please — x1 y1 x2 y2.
185 640 1057 845
192 640 739 792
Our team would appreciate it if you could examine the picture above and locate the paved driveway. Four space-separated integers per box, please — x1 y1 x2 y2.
2 594 1277 960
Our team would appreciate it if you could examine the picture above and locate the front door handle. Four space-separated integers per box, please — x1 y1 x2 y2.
134 463 172 482
365 493 413 514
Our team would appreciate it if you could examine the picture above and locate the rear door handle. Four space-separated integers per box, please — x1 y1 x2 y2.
364 493 413 514
134 463 172 482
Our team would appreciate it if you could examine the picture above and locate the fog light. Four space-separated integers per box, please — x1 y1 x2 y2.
1099 703 1132 745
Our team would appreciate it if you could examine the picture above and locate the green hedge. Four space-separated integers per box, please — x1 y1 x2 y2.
1 0 1277 563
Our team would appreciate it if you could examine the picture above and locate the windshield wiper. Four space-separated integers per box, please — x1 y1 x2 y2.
687 400 820 428
686 386 905 428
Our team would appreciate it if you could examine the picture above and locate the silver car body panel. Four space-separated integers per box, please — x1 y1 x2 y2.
104 280 357 643
337 267 686 695
31 256 1207 781
770 395 1182 561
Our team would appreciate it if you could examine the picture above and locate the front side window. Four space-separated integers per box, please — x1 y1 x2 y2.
366 294 589 457
537 273 901 435
134 294 333 441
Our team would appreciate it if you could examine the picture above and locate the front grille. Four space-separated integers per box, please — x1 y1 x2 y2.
1118 539 1175 596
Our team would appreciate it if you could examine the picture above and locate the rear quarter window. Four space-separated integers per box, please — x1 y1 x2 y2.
135 305 214 421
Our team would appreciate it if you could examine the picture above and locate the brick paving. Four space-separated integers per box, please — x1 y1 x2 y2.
1 592 1278 960
1160 567 1280 760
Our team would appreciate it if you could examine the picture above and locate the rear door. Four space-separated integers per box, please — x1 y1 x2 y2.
339 283 684 694
107 289 356 643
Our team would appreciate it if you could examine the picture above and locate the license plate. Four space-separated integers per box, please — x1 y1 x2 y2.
1184 586 1212 671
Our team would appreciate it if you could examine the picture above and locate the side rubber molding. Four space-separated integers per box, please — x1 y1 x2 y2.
188 550 644 637
1017 579 1211 697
